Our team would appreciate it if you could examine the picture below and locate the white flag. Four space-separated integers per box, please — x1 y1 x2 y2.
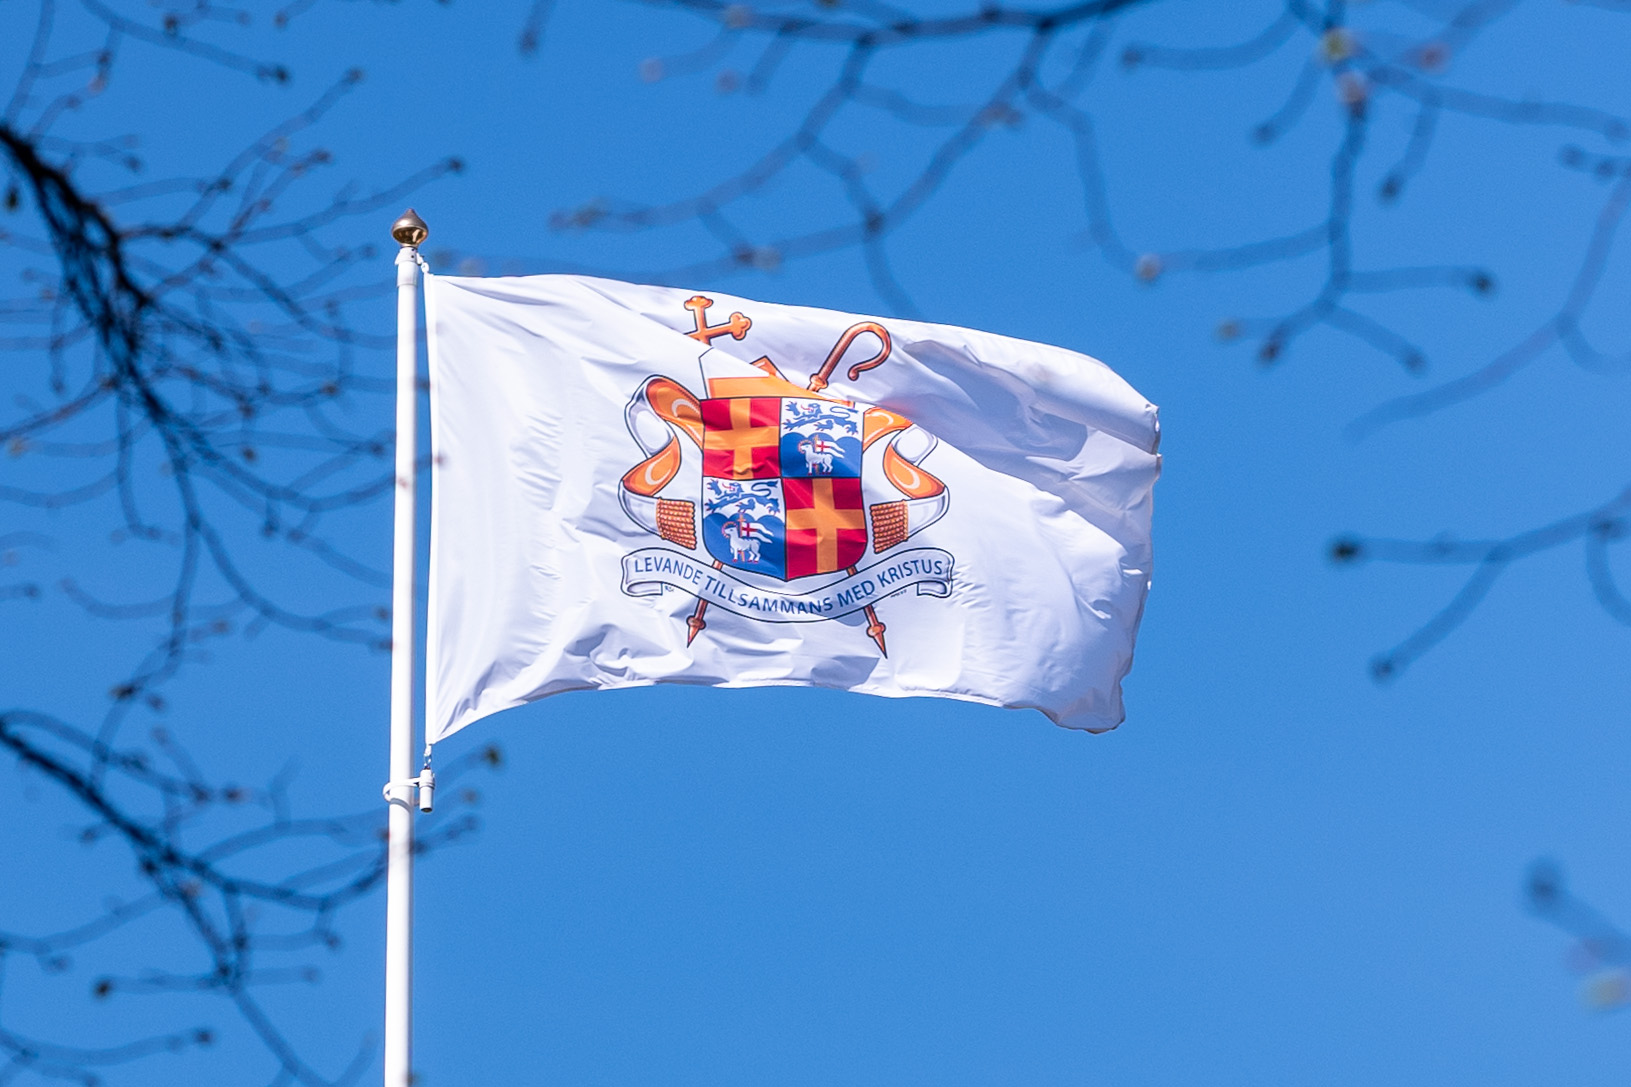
423 274 1159 742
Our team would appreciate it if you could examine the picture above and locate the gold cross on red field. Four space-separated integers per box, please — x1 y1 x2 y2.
701 397 779 479
785 477 866 575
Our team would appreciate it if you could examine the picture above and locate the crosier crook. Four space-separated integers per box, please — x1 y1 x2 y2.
809 322 891 393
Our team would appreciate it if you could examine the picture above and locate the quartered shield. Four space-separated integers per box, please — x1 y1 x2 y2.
699 396 866 580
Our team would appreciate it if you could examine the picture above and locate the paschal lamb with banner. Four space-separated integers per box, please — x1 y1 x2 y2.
423 274 1160 742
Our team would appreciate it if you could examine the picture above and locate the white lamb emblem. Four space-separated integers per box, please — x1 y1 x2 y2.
797 436 837 474
721 520 765 563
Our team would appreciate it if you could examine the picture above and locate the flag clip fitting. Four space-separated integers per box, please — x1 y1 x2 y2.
383 747 435 813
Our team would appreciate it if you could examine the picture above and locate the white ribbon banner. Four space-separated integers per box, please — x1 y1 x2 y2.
621 546 954 622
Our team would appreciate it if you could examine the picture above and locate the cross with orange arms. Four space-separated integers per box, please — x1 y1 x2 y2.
786 479 865 572
701 398 779 479
685 295 751 344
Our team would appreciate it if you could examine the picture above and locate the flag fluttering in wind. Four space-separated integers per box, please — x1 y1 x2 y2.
423 274 1159 742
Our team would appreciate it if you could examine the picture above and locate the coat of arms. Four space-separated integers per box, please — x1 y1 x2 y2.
617 296 954 655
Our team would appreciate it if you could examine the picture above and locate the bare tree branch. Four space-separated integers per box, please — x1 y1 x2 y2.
526 0 1631 677
1 2 478 1082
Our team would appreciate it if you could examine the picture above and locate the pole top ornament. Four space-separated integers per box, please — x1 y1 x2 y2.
391 208 429 247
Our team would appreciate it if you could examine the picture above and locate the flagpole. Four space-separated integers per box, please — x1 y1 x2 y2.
385 208 428 1087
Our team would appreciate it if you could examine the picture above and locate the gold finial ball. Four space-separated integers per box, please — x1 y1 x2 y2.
391 208 429 247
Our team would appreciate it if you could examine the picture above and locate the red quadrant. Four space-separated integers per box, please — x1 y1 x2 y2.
701 397 781 480
783 476 866 577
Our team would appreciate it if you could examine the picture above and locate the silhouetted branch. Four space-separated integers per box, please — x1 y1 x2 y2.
1 709 499 1086
1527 861 1631 1012
2 2 471 1083
528 0 1631 674
1329 484 1631 680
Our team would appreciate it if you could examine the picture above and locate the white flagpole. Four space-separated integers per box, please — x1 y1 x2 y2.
385 208 429 1087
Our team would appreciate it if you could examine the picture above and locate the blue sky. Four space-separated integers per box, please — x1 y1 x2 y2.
5 1 1631 1083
